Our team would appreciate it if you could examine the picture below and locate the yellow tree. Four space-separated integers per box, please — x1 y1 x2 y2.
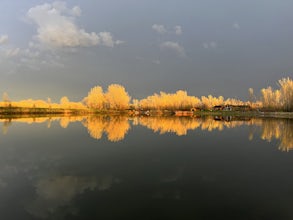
248 88 254 105
278 77 293 111
2 92 11 107
85 86 105 110
132 99 140 109
105 84 131 110
60 96 70 108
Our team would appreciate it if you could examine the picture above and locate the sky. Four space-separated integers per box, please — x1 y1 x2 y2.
0 0 293 102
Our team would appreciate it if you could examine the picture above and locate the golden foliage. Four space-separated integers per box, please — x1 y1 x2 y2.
139 90 201 110
1 77 291 112
138 90 248 111
84 86 105 109
0 98 86 110
105 84 131 110
83 84 131 110
279 77 293 111
260 77 293 111
201 95 224 110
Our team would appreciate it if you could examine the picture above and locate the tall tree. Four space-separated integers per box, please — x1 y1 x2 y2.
278 77 293 111
85 86 105 109
105 84 131 110
2 92 10 102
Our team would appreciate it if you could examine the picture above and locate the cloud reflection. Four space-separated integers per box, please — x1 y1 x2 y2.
27 174 116 219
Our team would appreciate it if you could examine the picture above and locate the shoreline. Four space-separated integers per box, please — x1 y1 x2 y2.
0 107 293 119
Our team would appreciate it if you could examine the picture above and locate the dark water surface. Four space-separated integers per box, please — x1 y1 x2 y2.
0 116 293 220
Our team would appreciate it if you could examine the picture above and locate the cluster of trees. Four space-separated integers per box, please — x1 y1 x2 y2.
83 84 248 110
137 77 292 111
1 77 292 112
260 77 293 111
83 84 131 110
137 90 201 110
138 92 251 111
0 96 86 110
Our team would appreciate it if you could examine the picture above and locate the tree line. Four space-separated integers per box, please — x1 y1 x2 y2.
1 77 292 112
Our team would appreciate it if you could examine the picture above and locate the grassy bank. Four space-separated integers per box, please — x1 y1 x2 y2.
0 107 130 117
195 110 293 118
256 111 293 119
0 107 88 115
0 106 292 119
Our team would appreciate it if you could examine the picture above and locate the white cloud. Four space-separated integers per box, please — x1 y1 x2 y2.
233 22 240 29
26 2 120 49
0 35 9 45
152 60 161 64
152 24 167 34
5 48 20 57
152 24 183 36
71 6 81 17
115 40 125 45
203 43 209 49
203 41 217 49
160 41 185 57
174 25 182 35
98 32 115 47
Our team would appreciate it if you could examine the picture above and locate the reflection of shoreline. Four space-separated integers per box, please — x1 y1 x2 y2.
1 115 292 151
138 116 256 134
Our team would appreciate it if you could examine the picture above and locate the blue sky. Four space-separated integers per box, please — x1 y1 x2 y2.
0 0 292 102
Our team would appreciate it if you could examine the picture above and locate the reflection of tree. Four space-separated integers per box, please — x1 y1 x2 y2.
2 120 11 135
1 115 292 151
105 117 130 141
0 116 86 134
59 116 85 128
260 119 282 141
82 116 130 142
259 119 293 152
138 117 252 135
137 116 293 152
138 117 201 135
82 116 105 140
279 120 293 152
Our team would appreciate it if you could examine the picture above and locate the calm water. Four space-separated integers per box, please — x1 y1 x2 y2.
0 115 293 220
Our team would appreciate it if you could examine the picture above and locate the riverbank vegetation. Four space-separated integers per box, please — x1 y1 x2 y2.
260 77 293 112
1 77 292 114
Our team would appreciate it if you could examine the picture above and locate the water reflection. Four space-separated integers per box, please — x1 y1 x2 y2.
1 115 292 151
27 174 118 219
82 115 130 142
1 115 293 219
258 118 293 152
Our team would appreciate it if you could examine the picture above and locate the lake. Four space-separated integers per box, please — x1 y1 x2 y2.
0 115 293 220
